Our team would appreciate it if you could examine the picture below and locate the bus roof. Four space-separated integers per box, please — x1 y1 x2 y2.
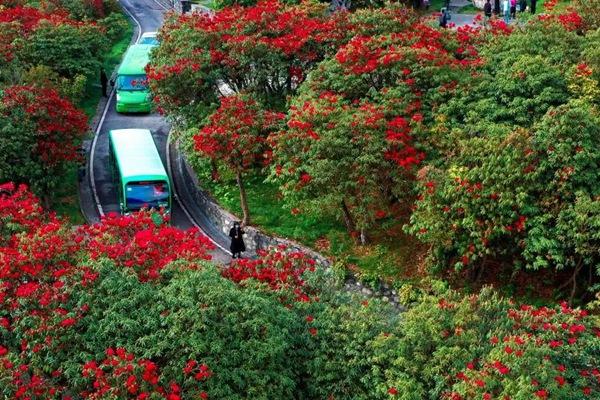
109 129 169 184
117 44 153 76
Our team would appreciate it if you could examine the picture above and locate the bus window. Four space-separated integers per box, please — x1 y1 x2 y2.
117 75 149 91
125 181 170 211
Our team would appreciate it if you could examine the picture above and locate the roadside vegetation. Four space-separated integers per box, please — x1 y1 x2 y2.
150 0 600 304
1 0 600 398
1 183 599 398
0 0 131 223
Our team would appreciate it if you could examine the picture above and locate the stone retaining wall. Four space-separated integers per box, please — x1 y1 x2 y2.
175 140 405 310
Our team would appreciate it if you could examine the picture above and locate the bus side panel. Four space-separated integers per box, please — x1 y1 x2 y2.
109 136 126 214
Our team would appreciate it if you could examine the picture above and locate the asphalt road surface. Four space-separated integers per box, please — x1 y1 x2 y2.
88 0 231 262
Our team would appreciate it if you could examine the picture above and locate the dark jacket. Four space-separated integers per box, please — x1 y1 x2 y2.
484 2 492 15
100 70 108 86
439 11 448 27
229 226 245 253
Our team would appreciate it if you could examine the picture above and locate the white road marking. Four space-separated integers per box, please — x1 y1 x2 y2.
89 0 143 217
91 0 230 256
166 133 232 255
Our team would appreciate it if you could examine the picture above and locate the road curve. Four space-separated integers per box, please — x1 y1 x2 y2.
85 0 231 262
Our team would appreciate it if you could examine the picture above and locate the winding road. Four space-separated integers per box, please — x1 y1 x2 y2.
85 0 231 262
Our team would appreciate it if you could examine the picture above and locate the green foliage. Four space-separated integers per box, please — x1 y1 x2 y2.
17 20 108 78
301 299 400 399
21 65 87 103
446 54 569 129
67 261 303 398
409 102 600 288
98 10 129 42
385 288 600 400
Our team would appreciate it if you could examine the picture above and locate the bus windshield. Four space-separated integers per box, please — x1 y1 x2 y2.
117 74 149 91
125 181 170 210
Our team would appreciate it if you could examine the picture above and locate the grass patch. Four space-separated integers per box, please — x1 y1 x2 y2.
458 4 480 13
187 147 425 284
191 0 216 9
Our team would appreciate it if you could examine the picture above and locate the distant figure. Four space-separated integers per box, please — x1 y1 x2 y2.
439 7 449 28
519 0 527 12
502 0 510 22
229 221 246 259
510 0 517 18
484 0 492 17
530 0 536 13
100 68 108 97
494 0 500 14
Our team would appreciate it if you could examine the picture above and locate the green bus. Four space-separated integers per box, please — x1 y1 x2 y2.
115 44 153 113
109 129 171 214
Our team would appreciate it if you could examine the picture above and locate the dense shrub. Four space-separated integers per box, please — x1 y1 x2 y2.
18 20 107 78
1 184 599 399
0 86 87 201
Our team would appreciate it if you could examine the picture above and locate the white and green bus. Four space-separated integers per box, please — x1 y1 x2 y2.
114 44 154 113
109 129 171 214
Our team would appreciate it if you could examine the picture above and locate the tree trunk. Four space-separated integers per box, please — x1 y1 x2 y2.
360 228 369 246
236 170 250 226
42 193 51 210
340 199 356 235
210 159 220 182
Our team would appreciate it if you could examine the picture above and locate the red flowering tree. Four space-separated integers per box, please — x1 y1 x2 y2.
408 102 600 296
81 211 215 281
0 85 87 203
270 21 480 241
0 5 106 78
376 288 600 400
193 94 285 225
147 0 353 126
223 246 318 303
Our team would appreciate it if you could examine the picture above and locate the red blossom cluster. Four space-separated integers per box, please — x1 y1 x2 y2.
175 0 346 65
446 302 600 399
0 182 47 241
81 211 214 281
222 247 317 302
81 348 210 399
194 94 284 171
0 5 88 61
536 9 585 32
1 86 88 167
334 24 481 78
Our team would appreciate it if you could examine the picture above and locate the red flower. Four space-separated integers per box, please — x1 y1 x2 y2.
388 387 398 395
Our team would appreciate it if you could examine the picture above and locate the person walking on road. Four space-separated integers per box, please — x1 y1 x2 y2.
439 7 449 28
530 0 536 13
502 0 511 22
510 0 517 18
100 68 108 97
484 0 493 18
229 221 246 259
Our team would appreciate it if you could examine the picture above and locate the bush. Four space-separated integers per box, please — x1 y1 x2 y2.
18 20 107 78
98 10 129 42
383 288 600 400
0 86 88 201
21 65 88 103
